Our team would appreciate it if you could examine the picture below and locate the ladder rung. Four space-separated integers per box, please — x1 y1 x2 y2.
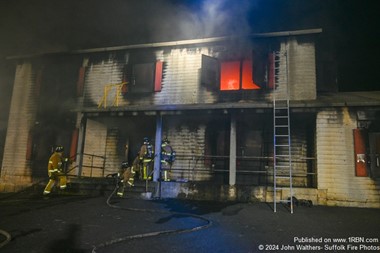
276 176 291 179
275 135 289 137
275 125 289 128
275 154 290 157
274 187 291 191
279 199 291 203
275 144 290 147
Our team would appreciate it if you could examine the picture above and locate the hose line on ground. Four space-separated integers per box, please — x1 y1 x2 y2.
91 178 213 252
0 229 11 249
0 180 46 249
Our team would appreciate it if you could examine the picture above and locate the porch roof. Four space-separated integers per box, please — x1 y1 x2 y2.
78 91 380 114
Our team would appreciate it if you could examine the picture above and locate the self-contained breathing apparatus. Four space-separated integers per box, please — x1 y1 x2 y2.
161 138 176 181
116 161 135 197
43 145 68 195
140 138 154 180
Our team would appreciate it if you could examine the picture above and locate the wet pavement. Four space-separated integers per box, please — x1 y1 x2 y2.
0 189 380 253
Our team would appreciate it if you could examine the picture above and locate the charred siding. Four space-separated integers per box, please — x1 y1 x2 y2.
162 115 212 181
157 49 203 104
81 40 316 110
83 56 125 107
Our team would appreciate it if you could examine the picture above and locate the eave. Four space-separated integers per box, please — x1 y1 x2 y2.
7 28 322 60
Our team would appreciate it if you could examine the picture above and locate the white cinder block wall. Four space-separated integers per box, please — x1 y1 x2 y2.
81 119 108 177
0 62 38 191
288 38 317 101
316 107 380 208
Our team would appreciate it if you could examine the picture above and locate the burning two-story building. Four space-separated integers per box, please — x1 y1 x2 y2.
1 28 380 208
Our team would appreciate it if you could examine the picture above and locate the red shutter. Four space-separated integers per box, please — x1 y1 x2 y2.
353 128 368 177
154 60 163 92
121 82 128 95
77 67 85 97
70 128 79 161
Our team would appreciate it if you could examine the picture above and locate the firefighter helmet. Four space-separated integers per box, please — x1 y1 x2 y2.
143 137 149 144
55 146 64 152
121 161 129 168
163 138 170 144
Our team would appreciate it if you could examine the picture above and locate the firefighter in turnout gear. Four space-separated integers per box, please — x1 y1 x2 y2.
139 137 154 180
43 146 67 195
161 138 176 181
116 161 135 197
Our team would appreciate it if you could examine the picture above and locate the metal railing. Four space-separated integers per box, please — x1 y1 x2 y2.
66 153 106 178
64 153 317 187
167 154 317 187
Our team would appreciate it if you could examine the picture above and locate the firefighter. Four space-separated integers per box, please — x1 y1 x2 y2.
43 146 68 195
138 137 154 180
116 161 135 197
161 138 176 181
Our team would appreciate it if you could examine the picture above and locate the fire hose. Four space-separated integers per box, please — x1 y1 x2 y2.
91 174 213 252
0 179 48 250
0 229 11 248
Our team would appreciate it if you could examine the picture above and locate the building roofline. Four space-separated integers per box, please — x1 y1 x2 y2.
7 28 322 60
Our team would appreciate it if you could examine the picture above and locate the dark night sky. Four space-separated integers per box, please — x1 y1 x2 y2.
0 0 378 93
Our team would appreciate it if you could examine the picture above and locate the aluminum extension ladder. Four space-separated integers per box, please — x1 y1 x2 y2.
272 50 293 213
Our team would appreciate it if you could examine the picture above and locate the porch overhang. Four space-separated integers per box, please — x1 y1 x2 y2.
74 91 380 115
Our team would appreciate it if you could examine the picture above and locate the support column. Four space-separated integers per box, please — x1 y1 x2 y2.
153 114 162 182
1 62 36 192
76 114 87 177
229 113 237 186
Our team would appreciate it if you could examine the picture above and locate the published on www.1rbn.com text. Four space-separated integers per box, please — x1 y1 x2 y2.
257 236 380 251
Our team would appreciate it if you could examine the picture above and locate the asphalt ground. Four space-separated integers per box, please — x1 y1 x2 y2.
0 189 380 253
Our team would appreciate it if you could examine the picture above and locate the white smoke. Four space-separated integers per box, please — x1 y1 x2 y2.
200 0 253 37
149 0 256 41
